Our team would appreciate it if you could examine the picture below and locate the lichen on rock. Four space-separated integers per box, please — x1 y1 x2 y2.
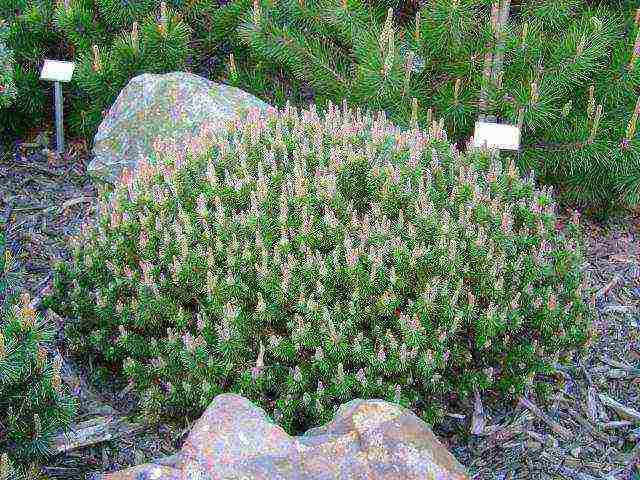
99 394 470 480
88 72 271 186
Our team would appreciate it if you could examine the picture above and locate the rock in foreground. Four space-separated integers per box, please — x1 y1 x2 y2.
88 72 271 186
99 393 469 480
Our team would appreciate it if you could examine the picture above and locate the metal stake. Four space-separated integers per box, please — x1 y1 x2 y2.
54 81 64 154
40 60 75 155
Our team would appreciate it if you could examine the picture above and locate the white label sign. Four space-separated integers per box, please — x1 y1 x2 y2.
40 60 76 82
472 121 520 150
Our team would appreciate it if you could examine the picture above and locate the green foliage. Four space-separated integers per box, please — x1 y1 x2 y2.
0 228 22 306
1 0 63 138
0 291 76 476
0 19 17 111
1 0 194 141
0 189 73 480
47 102 591 434
499 3 640 210
231 0 640 209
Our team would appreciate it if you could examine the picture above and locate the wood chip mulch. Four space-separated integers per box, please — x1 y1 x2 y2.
1 132 638 479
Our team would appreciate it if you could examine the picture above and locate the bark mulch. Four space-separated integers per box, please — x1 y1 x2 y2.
1 132 638 479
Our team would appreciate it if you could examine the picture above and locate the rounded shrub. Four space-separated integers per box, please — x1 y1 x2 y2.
0 292 76 476
47 100 591 434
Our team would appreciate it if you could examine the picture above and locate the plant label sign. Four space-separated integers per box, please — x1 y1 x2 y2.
472 121 520 151
40 60 76 154
40 60 75 83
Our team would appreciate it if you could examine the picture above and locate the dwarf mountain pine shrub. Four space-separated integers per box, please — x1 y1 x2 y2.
0 292 76 476
47 101 591 434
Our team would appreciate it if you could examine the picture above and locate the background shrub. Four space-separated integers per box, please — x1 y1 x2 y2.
46 101 591 434
230 0 640 209
0 18 17 110
0 292 76 477
0 0 194 141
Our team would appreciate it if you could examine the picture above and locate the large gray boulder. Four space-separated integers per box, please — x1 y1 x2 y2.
99 394 470 480
88 72 272 186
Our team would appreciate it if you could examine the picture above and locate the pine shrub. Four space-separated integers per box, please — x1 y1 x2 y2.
231 0 640 209
46 101 591 433
0 0 194 140
0 230 22 313
0 292 76 476
0 19 16 111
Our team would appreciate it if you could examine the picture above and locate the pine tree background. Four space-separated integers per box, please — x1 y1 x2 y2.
0 0 639 211
227 0 640 210
0 17 16 109
0 189 76 480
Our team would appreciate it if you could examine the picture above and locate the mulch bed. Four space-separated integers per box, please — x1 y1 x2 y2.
1 132 638 479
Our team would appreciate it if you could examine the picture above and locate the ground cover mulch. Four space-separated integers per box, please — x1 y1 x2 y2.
0 131 638 479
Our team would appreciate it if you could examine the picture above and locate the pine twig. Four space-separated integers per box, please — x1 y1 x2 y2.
477 1 499 122
50 416 145 455
478 51 494 122
598 394 640 425
518 396 573 440
477 0 511 122
526 140 589 152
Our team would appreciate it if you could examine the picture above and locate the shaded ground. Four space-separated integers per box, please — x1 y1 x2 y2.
0 132 638 479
